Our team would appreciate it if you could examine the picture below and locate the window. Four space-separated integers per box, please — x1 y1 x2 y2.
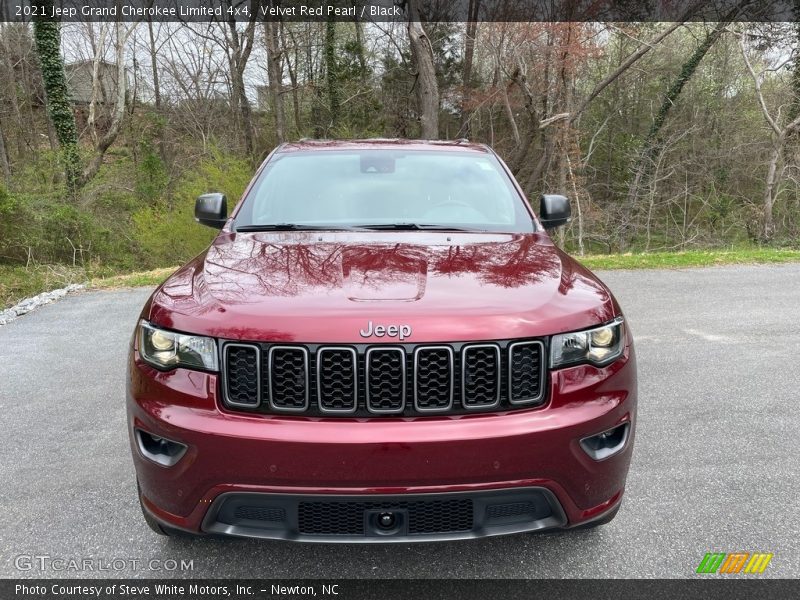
235 150 535 232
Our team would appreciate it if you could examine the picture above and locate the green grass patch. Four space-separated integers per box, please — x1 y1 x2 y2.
1 265 177 309
90 267 178 290
577 248 800 270
0 265 88 309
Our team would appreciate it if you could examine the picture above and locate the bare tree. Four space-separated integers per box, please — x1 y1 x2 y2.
0 114 10 182
740 31 800 240
80 22 135 186
146 13 162 109
264 19 287 144
458 0 481 138
222 4 257 156
407 0 439 139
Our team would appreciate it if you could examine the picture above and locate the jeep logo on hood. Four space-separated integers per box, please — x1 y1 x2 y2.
359 321 412 341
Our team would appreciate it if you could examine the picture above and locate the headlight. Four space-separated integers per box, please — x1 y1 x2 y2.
550 317 625 368
138 321 218 372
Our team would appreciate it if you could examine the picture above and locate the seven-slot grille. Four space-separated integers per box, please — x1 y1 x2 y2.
222 340 545 416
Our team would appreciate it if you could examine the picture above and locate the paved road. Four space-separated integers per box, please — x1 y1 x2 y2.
1 264 799 579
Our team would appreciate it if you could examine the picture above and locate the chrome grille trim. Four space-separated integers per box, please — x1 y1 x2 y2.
221 343 261 408
365 347 406 415
461 343 502 410
267 345 309 412
316 346 358 414
413 346 454 413
508 340 546 405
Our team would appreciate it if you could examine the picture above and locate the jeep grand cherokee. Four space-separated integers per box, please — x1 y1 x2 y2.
127 139 636 542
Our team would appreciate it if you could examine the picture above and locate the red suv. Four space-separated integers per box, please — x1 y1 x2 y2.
128 139 636 541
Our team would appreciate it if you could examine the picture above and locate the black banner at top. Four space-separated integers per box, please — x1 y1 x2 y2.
0 0 796 23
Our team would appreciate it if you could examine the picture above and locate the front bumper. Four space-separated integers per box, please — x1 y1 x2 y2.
128 343 636 540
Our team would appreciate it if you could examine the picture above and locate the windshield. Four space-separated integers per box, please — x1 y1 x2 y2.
234 150 536 233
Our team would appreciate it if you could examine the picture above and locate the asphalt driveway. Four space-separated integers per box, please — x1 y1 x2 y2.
1 264 798 578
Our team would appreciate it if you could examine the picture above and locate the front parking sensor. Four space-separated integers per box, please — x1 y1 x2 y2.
580 422 630 461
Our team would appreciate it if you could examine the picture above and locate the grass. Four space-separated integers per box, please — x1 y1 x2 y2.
577 247 800 270
89 267 178 290
0 265 177 310
2 248 800 311
0 265 88 310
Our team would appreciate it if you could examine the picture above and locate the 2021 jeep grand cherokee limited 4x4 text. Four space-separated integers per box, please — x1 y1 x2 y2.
127 139 636 542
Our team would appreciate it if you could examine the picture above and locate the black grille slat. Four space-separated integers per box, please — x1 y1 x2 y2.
224 345 260 406
462 345 501 408
408 499 473 534
317 348 357 413
486 501 536 520
222 340 545 416
234 506 286 522
509 342 544 404
269 347 308 411
414 347 453 411
366 348 405 413
297 499 473 536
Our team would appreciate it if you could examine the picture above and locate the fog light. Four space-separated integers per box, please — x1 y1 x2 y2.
135 429 187 467
580 423 630 461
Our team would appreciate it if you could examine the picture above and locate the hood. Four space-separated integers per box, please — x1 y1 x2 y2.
148 232 617 343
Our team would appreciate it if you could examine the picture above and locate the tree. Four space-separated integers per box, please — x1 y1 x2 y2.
223 4 257 156
740 31 800 240
264 19 287 144
623 2 751 242
324 16 340 129
0 114 10 182
32 0 80 192
407 0 439 138
458 0 481 138
80 22 135 186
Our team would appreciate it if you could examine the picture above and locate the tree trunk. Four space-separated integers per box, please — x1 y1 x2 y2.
87 24 109 146
762 145 780 240
264 20 287 144
227 17 256 157
282 24 302 136
0 115 10 182
352 9 370 126
80 22 130 186
458 0 480 138
32 2 80 193
324 17 339 130
0 23 30 158
407 0 439 139
147 16 161 110
508 66 538 174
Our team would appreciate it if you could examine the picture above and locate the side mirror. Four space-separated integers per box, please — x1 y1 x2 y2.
539 194 571 229
195 193 227 229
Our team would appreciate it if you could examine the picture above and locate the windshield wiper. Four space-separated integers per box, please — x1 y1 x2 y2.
236 224 365 232
357 223 487 232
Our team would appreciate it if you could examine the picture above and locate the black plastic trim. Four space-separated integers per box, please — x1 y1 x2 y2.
201 487 567 542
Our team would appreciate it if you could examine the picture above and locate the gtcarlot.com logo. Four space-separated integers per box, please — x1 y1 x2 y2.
696 552 773 574
14 555 194 572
